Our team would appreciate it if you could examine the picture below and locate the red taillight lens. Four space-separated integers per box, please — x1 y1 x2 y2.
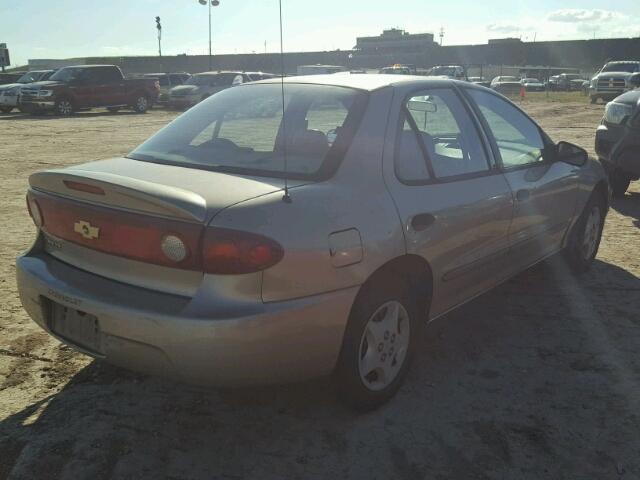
202 227 284 274
26 194 44 227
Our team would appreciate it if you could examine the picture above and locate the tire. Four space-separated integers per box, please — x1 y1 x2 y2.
609 169 631 197
335 275 423 411
132 95 149 113
564 192 606 273
55 98 74 116
0 106 13 114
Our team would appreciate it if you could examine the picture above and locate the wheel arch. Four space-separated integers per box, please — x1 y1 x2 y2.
354 254 433 318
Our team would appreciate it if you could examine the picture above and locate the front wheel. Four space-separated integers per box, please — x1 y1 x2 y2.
335 277 422 411
564 192 606 272
132 95 149 113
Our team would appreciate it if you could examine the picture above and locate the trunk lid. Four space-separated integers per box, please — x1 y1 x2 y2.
29 157 305 296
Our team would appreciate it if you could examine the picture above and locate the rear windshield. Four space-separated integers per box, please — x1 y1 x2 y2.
601 63 640 73
128 83 368 179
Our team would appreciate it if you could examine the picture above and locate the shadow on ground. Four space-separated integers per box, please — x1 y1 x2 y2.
1 258 639 480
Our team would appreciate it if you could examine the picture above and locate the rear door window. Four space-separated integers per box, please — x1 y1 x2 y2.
403 89 490 179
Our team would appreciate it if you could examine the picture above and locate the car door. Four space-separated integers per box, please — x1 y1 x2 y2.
99 67 126 106
464 88 579 270
68 69 98 108
384 86 515 319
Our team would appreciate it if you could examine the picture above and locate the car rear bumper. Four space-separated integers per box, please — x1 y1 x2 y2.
16 252 356 386
596 123 640 177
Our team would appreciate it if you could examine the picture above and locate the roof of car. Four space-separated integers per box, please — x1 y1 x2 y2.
257 73 460 92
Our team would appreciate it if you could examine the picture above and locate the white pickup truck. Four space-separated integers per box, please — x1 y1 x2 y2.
589 61 640 104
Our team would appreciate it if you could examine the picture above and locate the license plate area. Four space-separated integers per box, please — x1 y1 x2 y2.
43 297 103 354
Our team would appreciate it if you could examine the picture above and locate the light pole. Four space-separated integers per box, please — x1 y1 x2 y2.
198 0 220 71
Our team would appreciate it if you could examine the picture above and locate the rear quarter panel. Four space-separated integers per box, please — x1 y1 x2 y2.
209 87 407 302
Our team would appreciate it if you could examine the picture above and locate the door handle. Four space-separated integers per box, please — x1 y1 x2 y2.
411 213 436 231
516 189 531 202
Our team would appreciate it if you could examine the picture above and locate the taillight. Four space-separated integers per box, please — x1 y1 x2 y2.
29 191 284 274
26 194 43 227
202 227 284 274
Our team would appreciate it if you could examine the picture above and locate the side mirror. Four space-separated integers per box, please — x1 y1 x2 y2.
556 141 587 167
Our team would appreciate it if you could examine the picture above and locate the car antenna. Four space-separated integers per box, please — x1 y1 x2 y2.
279 0 292 203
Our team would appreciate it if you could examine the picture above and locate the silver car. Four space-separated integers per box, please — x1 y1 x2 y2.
168 71 248 109
17 75 608 410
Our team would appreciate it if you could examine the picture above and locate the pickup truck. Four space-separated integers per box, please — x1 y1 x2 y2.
20 65 160 115
595 78 640 196
589 61 640 104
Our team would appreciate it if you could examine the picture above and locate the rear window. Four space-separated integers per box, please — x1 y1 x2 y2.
128 83 368 180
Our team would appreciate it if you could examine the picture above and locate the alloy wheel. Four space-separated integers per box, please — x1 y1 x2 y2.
358 300 410 391
57 100 73 115
136 96 148 112
582 206 601 260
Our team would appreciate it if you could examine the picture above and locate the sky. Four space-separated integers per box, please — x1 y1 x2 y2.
1 0 639 67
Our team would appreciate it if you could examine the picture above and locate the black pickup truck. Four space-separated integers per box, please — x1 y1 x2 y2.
20 65 160 116
595 78 640 196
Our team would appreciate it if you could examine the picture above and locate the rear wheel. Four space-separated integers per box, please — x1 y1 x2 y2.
335 276 422 411
564 192 606 272
132 95 149 113
55 98 74 116
609 168 631 197
0 106 13 114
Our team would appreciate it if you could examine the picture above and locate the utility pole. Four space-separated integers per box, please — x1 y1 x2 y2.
197 0 220 71
156 16 162 57
439 27 444 46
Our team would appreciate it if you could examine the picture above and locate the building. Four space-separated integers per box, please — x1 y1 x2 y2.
355 29 436 54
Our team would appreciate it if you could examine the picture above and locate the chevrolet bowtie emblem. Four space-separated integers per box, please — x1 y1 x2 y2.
74 220 100 240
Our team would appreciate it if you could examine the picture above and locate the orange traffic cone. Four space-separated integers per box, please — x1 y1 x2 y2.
520 85 526 101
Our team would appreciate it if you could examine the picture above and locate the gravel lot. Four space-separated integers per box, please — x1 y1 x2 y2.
1 100 639 480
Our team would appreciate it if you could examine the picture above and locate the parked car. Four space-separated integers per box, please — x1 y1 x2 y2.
589 61 640 104
19 65 160 116
427 65 467 81
0 70 55 113
17 75 608 410
245 72 279 81
142 72 191 104
546 75 560 91
491 76 522 95
520 77 545 92
468 76 490 88
556 73 583 91
0 72 26 85
296 65 345 75
168 71 250 109
595 81 640 196
380 65 412 75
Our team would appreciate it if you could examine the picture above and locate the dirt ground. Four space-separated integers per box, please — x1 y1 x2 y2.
0 100 639 480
